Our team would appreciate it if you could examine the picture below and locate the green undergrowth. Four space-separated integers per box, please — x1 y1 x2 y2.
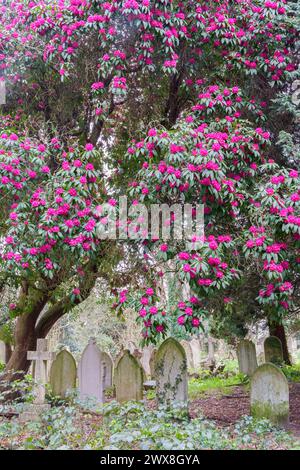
282 363 300 382
0 401 296 450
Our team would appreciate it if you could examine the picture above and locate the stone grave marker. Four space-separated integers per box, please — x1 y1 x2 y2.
114 350 144 402
181 341 195 370
264 336 283 365
101 351 113 391
149 348 157 379
28 339 55 405
250 363 289 426
237 340 258 376
50 349 77 398
0 341 6 364
155 338 188 408
0 81 6 105
140 346 153 378
189 338 202 370
20 339 55 422
78 337 103 402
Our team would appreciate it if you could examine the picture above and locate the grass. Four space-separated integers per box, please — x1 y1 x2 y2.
188 359 246 399
282 363 300 382
188 373 246 399
187 360 300 399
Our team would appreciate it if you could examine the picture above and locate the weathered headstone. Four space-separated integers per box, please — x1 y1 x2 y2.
114 347 125 369
28 339 55 405
149 348 157 379
0 341 6 364
78 337 103 402
181 341 195 370
140 346 153 378
264 336 283 365
189 338 202 370
0 81 6 105
237 340 258 376
250 363 289 426
207 337 216 369
50 350 77 398
155 338 188 407
20 339 55 422
114 350 144 402
101 351 113 391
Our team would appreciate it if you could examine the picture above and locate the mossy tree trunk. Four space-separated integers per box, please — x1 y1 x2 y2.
5 288 49 379
4 263 98 382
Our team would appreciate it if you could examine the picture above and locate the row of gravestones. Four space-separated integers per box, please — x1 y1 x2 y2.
50 338 113 401
237 336 284 376
129 337 209 375
26 335 290 426
237 337 289 426
30 337 187 406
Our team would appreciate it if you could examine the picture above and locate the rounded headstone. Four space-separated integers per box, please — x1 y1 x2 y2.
78 338 103 402
237 340 258 376
264 336 283 365
50 350 77 398
250 363 289 426
114 350 144 402
155 338 188 407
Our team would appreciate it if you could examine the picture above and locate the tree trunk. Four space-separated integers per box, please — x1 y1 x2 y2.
5 290 49 378
4 262 97 383
268 321 291 365
6 314 39 377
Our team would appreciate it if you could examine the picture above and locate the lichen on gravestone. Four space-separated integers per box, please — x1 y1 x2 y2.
250 362 289 427
154 338 188 410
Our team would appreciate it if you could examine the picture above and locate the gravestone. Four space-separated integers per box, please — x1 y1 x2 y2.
20 339 55 422
257 352 265 365
140 346 153 378
207 337 216 369
264 336 283 365
0 341 6 364
189 338 202 370
50 350 77 398
149 348 157 379
78 337 103 402
181 341 195 370
155 338 188 408
250 363 289 426
101 351 113 391
237 340 258 376
28 339 55 405
114 347 125 369
0 81 6 105
114 350 144 402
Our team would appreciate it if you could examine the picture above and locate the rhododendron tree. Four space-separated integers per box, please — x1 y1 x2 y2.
0 0 298 376
117 86 299 361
